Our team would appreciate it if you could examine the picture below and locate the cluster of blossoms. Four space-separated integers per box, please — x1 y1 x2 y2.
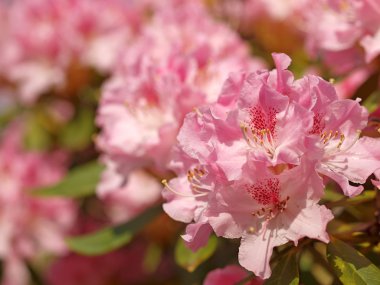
1 0 380 283
0 0 149 104
163 53 380 278
213 0 309 23
0 122 75 285
96 0 263 221
303 0 380 74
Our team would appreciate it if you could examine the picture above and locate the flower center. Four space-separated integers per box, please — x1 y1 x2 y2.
319 129 361 157
240 106 278 157
310 113 325 135
244 178 289 222
162 167 211 198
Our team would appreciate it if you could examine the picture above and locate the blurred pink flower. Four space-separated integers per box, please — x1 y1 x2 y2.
0 122 76 285
335 68 371 99
204 265 263 285
98 159 162 223
304 0 380 74
96 1 263 220
0 0 146 103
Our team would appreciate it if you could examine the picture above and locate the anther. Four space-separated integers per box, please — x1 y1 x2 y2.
337 134 345 149
247 226 255 234
161 179 208 198
193 107 202 117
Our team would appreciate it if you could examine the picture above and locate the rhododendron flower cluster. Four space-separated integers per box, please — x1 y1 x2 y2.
1 0 380 283
163 53 380 278
0 0 147 103
0 123 75 285
303 0 380 74
96 1 263 219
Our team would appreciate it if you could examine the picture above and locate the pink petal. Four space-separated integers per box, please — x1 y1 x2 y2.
284 204 333 244
238 230 287 279
319 137 380 197
361 31 380 63
182 221 212 251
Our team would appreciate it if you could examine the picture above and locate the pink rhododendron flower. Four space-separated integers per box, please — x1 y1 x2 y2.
267 53 380 197
96 1 263 218
0 122 75 285
303 0 380 74
204 265 263 285
163 53 380 278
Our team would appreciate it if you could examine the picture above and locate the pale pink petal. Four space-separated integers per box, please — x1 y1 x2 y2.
182 221 212 251
361 31 380 63
284 204 333 244
238 230 287 279
162 177 200 223
319 137 380 197
319 167 364 197
271 52 292 93
102 170 162 223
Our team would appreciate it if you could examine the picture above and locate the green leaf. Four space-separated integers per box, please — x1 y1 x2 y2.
329 221 373 236
347 190 376 205
23 113 52 151
143 243 163 273
363 91 380 113
264 250 299 285
67 205 162 255
0 106 20 130
58 107 95 151
175 235 218 272
32 161 104 198
327 238 380 285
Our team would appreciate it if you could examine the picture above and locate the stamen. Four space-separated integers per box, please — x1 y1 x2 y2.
241 123 275 157
337 134 345 149
339 130 361 151
240 124 253 147
161 179 208 198
247 226 255 234
193 107 202 117
319 129 360 151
